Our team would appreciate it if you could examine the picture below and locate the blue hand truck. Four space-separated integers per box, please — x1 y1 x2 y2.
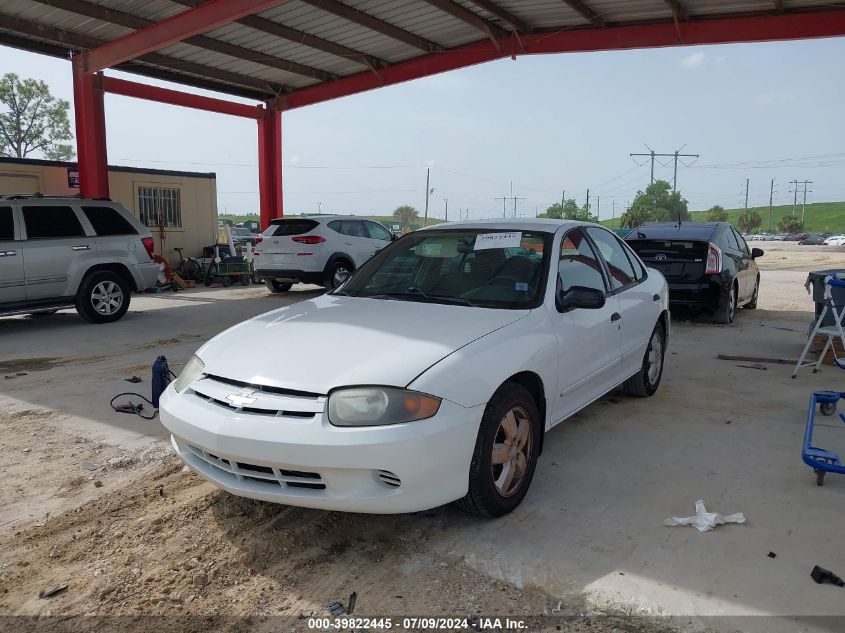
803 384 845 486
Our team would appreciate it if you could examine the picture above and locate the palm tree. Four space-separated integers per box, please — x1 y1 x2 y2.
393 205 420 229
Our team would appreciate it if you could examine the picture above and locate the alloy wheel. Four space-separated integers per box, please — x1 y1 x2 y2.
90 281 124 316
333 266 350 288
491 406 533 497
647 329 663 385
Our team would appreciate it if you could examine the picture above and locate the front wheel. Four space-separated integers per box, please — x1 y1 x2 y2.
623 320 666 397
746 278 760 309
458 383 541 518
75 271 131 324
265 279 293 293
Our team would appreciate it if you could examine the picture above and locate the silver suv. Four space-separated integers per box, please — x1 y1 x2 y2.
255 215 395 292
0 195 159 323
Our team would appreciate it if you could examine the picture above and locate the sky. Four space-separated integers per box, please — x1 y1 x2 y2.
2 35 844 221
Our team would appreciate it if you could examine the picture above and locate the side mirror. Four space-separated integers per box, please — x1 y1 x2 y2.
751 247 764 258
391 233 398 241
556 283 606 312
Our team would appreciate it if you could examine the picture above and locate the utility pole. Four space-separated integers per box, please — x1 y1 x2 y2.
612 199 616 219
496 182 524 219
561 189 565 208
586 189 590 215
443 198 448 222
790 180 799 216
630 147 699 190
768 178 775 232
744 178 749 210
496 196 508 218
597 196 600 219
423 167 430 227
512 194 525 219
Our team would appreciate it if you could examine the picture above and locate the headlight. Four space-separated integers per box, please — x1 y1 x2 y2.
174 355 205 393
328 387 441 427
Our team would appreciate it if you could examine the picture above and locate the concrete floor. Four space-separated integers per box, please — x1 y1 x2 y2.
2 255 844 629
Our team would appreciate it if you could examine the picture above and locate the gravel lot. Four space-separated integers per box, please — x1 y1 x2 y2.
1 242 844 632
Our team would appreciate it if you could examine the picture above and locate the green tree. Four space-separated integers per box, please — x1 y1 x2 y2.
777 215 804 234
706 205 729 222
392 205 420 229
0 73 74 160
736 210 762 234
542 198 596 222
620 180 689 228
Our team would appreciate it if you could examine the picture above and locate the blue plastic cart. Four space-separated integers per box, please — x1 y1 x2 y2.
803 385 845 485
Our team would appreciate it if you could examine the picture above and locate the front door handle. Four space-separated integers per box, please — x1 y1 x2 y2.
611 312 622 322
653 294 660 301
72 245 91 251
0 250 16 257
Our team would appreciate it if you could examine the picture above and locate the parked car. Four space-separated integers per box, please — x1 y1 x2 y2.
161 220 669 517
626 221 762 324
0 195 158 322
254 215 396 292
799 234 826 245
229 226 258 246
826 235 845 247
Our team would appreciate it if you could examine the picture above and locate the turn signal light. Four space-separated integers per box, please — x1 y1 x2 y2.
255 235 263 245
292 235 326 244
705 242 722 275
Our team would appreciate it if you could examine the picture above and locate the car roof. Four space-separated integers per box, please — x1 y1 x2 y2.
271 215 378 223
627 221 724 240
423 218 590 232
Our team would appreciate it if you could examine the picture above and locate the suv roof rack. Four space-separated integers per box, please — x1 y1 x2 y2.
0 193 112 201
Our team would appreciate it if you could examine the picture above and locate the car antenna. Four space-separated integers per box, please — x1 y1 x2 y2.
677 210 682 228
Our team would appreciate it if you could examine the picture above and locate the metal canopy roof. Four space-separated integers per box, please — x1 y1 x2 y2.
1 0 844 106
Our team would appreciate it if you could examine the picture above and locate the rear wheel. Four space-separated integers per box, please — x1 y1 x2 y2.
623 320 666 397
239 274 251 286
265 279 293 293
75 271 130 324
324 260 353 290
458 383 541 518
715 283 737 325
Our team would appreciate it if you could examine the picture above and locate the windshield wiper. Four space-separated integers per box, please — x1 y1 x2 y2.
367 287 475 307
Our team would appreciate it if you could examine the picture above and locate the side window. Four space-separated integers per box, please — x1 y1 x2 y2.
341 221 367 238
733 229 750 256
0 206 13 241
365 222 392 241
585 227 637 290
558 228 607 293
327 220 342 235
22 206 85 239
82 206 138 236
724 229 740 251
622 242 646 281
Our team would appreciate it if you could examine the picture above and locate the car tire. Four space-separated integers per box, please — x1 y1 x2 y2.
746 277 760 309
325 260 353 290
265 279 293 293
75 271 131 324
623 320 666 398
457 382 541 518
715 283 737 325
239 274 251 286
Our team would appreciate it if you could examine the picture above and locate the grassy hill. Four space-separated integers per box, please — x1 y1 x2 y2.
601 201 845 233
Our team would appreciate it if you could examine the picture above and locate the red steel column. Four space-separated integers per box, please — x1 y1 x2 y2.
257 104 283 229
72 56 109 198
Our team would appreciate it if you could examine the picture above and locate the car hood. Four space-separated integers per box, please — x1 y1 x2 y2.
196 294 529 395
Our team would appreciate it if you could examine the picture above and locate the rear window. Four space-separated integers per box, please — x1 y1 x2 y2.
628 240 706 256
22 205 85 239
266 219 319 236
0 206 12 241
82 205 137 236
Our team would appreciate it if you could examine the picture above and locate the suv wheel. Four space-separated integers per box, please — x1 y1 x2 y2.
325 260 353 290
76 271 131 324
458 382 541 518
265 279 293 293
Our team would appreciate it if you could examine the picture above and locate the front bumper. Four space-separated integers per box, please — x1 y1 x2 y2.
159 383 483 513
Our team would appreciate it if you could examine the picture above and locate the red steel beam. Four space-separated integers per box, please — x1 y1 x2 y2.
283 9 845 110
72 59 109 198
257 106 283 228
83 0 287 72
102 76 261 119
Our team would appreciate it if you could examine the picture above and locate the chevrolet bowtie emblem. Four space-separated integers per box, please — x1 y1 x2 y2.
226 391 257 407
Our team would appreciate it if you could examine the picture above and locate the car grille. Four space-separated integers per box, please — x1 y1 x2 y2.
189 374 324 419
186 444 326 490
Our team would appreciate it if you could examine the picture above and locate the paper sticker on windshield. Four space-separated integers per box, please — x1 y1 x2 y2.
420 242 442 256
474 232 522 250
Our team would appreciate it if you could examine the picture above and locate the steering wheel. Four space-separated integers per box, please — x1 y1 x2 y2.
488 275 521 287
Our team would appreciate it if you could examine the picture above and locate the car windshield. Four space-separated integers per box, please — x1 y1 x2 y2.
337 229 551 309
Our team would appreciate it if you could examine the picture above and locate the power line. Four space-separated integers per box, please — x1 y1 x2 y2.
629 146 699 191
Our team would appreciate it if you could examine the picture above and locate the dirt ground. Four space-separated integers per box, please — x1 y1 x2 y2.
1 241 844 632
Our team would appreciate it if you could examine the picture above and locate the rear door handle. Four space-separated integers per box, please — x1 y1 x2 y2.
653 294 660 301
611 312 622 322
72 245 91 251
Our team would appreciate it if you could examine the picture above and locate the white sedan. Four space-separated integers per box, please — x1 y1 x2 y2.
161 220 669 517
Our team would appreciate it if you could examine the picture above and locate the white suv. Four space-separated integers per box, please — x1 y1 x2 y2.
0 195 159 323
254 215 395 292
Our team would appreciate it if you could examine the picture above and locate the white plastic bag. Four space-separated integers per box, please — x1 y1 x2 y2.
664 499 745 532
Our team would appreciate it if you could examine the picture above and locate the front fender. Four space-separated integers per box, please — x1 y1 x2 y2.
407 308 557 412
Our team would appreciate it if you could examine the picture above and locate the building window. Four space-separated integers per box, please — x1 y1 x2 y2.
138 186 181 228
